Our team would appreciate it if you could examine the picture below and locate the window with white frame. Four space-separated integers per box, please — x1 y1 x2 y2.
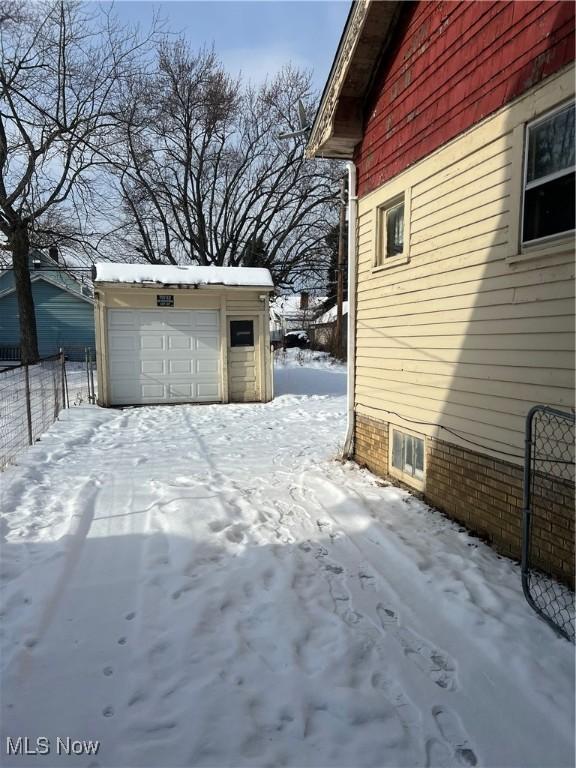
376 195 405 265
390 427 425 486
523 103 575 244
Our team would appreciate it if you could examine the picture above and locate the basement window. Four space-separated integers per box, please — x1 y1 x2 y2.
522 103 575 245
390 427 425 488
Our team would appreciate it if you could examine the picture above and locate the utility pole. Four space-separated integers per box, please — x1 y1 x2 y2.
335 175 348 360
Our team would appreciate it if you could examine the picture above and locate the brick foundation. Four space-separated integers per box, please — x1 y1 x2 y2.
354 414 575 585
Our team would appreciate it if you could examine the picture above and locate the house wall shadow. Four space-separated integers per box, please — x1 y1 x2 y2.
1 488 574 768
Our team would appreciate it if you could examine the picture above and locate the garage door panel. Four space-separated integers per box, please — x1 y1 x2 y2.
197 382 220 398
167 334 192 350
141 383 165 399
168 311 194 328
139 311 166 329
141 360 164 375
169 360 192 374
109 334 138 353
196 359 219 374
109 360 138 377
195 311 219 328
140 335 165 351
107 309 221 405
108 310 137 329
169 382 193 398
195 336 219 353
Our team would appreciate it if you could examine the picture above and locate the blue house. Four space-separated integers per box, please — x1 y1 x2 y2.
0 248 95 361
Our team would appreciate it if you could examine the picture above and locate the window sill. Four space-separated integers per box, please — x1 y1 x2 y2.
507 233 575 265
388 466 425 492
372 253 410 272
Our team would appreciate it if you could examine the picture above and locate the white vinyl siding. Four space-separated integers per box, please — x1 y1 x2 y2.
355 68 575 464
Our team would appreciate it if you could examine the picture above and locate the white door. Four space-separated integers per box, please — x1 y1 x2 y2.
107 309 221 405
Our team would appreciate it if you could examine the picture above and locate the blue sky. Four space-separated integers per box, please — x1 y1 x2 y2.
109 1 350 90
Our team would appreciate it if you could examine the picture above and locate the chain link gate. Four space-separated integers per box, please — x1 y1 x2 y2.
522 406 575 642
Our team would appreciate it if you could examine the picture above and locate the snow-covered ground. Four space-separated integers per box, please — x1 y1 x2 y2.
0 352 573 768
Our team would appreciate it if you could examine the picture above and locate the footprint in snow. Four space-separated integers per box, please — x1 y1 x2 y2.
125 612 136 621
208 519 229 533
425 737 453 768
102 706 114 718
225 525 245 544
358 571 377 591
102 666 113 676
172 583 195 600
376 604 399 628
376 604 458 692
127 691 146 708
262 568 275 590
432 706 478 766
314 545 329 560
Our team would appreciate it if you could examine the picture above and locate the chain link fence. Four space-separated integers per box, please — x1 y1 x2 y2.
522 406 575 642
0 349 97 470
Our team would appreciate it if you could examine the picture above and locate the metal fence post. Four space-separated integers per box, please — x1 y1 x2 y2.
85 346 90 404
89 347 95 404
521 405 536 604
60 349 67 410
24 363 33 446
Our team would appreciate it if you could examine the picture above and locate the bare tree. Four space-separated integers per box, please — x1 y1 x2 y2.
107 43 340 289
0 1 157 362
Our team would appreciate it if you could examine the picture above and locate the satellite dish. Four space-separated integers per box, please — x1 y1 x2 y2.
277 99 310 140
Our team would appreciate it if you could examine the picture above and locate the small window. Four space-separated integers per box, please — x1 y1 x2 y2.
391 428 425 486
386 201 404 256
376 196 405 266
230 320 254 347
523 104 575 244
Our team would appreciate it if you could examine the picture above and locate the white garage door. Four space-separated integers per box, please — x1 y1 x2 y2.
107 309 221 405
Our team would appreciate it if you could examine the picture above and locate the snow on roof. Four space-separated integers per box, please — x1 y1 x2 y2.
315 301 348 325
94 263 274 288
270 294 327 319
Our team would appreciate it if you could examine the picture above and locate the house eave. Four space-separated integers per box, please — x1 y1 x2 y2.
306 0 402 160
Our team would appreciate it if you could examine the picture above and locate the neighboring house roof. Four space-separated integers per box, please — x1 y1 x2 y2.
94 263 274 288
314 301 349 325
270 295 328 323
306 0 400 159
0 247 92 300
0 273 94 304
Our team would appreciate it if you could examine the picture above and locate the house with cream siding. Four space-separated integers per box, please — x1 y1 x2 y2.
307 0 575 584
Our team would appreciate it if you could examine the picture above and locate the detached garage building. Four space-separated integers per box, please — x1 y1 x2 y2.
93 263 274 406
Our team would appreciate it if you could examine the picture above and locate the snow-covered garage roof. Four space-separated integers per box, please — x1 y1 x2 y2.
94 263 274 288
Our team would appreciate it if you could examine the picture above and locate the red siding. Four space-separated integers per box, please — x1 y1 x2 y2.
355 0 575 197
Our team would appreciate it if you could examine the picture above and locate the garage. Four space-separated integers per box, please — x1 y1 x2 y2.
93 264 274 407
107 308 221 405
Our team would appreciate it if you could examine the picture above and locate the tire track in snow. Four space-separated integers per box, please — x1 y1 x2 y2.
4 476 102 680
289 469 481 767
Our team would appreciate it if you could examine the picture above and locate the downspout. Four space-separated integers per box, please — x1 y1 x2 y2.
343 161 357 458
